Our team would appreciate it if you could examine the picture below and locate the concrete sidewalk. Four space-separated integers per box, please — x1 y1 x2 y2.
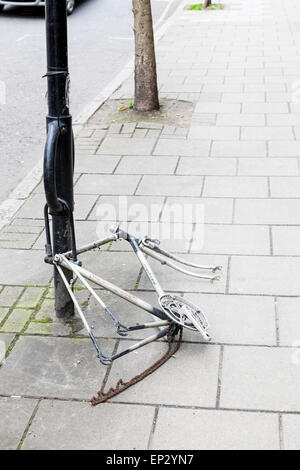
1 0 300 450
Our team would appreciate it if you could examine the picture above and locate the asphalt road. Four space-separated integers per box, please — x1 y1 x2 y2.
0 0 180 203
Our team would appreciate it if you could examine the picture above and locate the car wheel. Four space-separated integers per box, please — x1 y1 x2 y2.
66 0 75 15
0 5 4 11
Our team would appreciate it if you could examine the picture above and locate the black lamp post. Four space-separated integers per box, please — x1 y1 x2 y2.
44 0 75 319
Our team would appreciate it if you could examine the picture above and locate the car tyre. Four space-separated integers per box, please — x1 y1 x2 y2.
0 5 4 12
66 0 75 15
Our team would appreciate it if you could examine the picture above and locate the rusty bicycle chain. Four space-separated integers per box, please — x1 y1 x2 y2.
90 325 183 406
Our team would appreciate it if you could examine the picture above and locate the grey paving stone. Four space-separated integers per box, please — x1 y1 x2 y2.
74 155 120 174
26 321 72 337
266 92 292 102
0 250 51 286
269 141 300 157
194 103 241 113
220 346 300 412
184 294 276 346
0 333 15 364
176 157 237 176
203 176 268 198
188 126 240 140
75 174 140 195
0 308 9 324
139 254 227 294
0 286 24 307
161 197 234 224
238 158 298 176
76 290 159 340
270 177 300 197
115 156 178 175
242 103 289 113
22 400 154 450
17 287 44 309
190 224 270 255
216 114 265 126
235 199 300 224
137 175 203 197
281 415 300 450
0 336 113 399
222 93 265 103
97 136 156 155
272 226 300 255
80 250 142 291
268 114 300 126
16 192 98 221
276 298 300 347
241 126 294 141
106 341 220 407
153 139 210 157
211 141 267 157
0 397 38 450
88 195 165 222
229 256 300 296
1 309 32 333
151 407 279 450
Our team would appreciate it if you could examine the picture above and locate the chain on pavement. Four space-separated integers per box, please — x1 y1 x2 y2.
90 326 183 406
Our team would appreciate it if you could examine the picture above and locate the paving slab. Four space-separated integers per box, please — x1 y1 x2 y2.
276 298 300 347
16 287 44 309
281 415 300 450
220 345 300 412
80 250 142 291
16 192 98 221
211 141 267 157
190 224 270 255
161 197 234 224
153 139 210 157
270 177 300 198
176 157 237 176
22 400 154 450
0 332 15 364
0 336 114 399
0 397 38 450
136 175 203 197
229 256 300 296
151 407 279 450
235 199 300 225
0 286 24 307
115 155 178 175
106 341 220 407
97 136 157 156
0 250 51 286
203 176 268 198
238 158 299 176
75 174 140 195
88 195 165 223
74 155 120 174
183 294 276 346
1 309 32 333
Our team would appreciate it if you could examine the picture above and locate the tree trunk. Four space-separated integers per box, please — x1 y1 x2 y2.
132 0 159 112
204 0 212 7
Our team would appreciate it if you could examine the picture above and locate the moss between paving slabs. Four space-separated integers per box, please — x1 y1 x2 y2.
187 3 224 10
